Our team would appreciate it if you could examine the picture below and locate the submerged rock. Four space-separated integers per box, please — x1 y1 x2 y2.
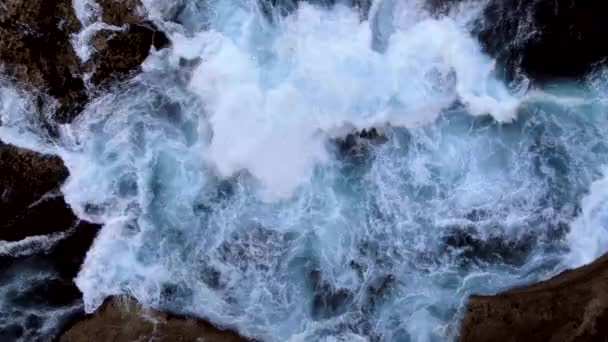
0 221 100 340
59 296 250 342
337 127 388 160
475 0 608 82
460 252 608 341
97 0 146 26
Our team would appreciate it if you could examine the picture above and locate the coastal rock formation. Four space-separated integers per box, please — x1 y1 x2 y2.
0 142 101 341
0 0 86 123
88 24 169 86
476 0 608 82
0 142 75 241
0 0 169 123
460 252 608 341
59 296 250 342
0 221 100 340
88 0 170 86
97 0 146 26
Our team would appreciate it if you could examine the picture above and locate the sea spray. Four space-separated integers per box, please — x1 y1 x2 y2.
1 0 608 341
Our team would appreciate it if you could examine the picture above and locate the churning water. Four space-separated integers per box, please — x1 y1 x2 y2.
2 0 608 341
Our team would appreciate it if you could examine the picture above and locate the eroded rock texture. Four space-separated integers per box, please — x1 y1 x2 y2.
0 0 169 123
59 296 251 342
461 253 608 342
0 0 86 122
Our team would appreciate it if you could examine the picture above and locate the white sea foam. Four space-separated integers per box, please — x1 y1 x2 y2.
566 168 608 266
166 1 519 199
2 1 608 341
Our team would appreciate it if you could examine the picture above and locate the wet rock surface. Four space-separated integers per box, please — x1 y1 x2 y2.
89 0 170 86
475 0 608 82
0 142 75 241
0 222 100 341
0 0 169 123
88 24 169 86
460 252 608 342
59 296 250 342
97 0 145 26
0 141 101 341
0 0 86 123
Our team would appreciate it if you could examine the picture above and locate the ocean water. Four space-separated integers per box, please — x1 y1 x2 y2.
2 0 608 341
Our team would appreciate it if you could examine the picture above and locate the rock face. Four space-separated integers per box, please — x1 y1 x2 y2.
476 0 608 82
59 296 250 342
0 0 86 122
0 0 169 123
88 0 170 86
0 142 77 241
460 252 608 342
97 0 145 26
0 221 100 341
88 24 169 86
0 141 101 340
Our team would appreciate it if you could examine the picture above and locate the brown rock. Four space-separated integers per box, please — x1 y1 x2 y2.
88 23 169 86
0 0 87 123
60 296 251 342
97 0 145 26
87 0 170 86
0 141 81 241
0 0 170 123
460 252 608 342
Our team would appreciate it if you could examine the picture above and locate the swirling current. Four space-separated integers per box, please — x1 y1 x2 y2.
2 0 608 341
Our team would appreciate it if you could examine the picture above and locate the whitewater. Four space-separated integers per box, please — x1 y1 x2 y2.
2 0 608 340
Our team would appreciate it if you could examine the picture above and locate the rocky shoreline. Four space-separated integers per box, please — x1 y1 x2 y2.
58 296 250 342
1 0 608 341
461 252 608 342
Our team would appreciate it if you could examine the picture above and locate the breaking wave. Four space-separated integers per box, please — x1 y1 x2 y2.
2 0 608 340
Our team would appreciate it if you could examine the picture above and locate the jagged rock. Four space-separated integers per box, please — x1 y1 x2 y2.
475 0 608 82
89 0 170 86
337 127 388 161
89 24 169 86
0 141 101 340
460 252 608 341
442 228 535 266
0 221 100 340
0 0 86 123
59 296 250 342
0 142 84 241
0 0 170 123
97 0 145 26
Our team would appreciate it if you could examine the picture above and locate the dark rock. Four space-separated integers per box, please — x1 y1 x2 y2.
443 228 536 266
460 252 608 342
337 127 388 160
59 296 251 342
0 0 87 123
89 0 170 86
0 221 100 341
310 269 354 319
0 142 83 241
0 0 170 124
475 0 608 82
97 0 145 26
88 24 170 86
